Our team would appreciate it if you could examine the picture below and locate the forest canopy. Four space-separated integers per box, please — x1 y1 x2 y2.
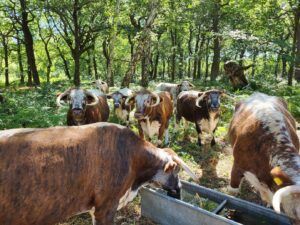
0 0 299 87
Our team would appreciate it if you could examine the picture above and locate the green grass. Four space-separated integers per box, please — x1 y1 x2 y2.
0 79 299 225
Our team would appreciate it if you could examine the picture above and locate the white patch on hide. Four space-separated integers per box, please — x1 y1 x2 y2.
115 108 129 121
227 185 240 194
140 118 161 138
200 112 219 133
244 171 274 205
117 188 139 210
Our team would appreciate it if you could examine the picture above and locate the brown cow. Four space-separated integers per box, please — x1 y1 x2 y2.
176 90 224 146
0 122 198 225
56 88 109 126
228 93 300 223
224 60 253 89
126 89 173 146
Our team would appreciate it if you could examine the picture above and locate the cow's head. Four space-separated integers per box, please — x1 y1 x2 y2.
92 80 109 93
152 148 199 199
125 89 161 120
56 88 99 125
272 167 300 222
196 90 223 112
177 80 194 92
107 88 133 109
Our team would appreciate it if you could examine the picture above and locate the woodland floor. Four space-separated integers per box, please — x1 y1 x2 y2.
0 80 299 225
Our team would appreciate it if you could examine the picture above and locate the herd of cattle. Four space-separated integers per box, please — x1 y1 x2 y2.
0 79 299 225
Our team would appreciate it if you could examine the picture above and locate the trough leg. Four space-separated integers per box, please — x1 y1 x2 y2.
195 122 202 146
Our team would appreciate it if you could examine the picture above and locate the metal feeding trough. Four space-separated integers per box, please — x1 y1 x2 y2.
140 180 292 225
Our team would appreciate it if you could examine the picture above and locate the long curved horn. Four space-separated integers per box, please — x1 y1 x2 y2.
56 89 71 107
272 185 300 214
125 93 136 106
195 92 207 108
173 155 199 182
188 81 195 87
150 92 160 107
85 90 99 106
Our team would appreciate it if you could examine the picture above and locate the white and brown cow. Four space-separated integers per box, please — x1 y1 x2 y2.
126 89 173 146
107 88 134 126
56 88 110 126
176 90 223 146
0 122 198 225
156 80 194 110
228 93 300 223
92 79 109 94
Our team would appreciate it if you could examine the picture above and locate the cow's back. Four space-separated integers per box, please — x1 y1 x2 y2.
228 93 299 184
0 123 138 225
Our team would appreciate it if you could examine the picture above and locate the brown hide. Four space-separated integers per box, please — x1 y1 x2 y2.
67 95 109 126
0 123 174 225
228 93 299 190
136 91 173 142
224 61 250 89
176 90 220 146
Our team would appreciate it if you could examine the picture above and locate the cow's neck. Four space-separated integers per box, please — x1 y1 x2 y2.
132 143 164 190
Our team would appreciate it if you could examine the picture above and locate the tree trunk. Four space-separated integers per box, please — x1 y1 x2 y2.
16 30 25 85
92 45 98 79
274 53 280 79
72 0 80 86
27 66 32 86
121 1 158 87
196 35 206 79
294 2 300 82
178 41 184 79
187 26 193 78
205 38 210 81
1 35 9 87
57 46 71 80
45 40 52 83
153 50 159 80
193 28 200 80
281 54 287 78
251 49 258 77
210 1 221 81
20 0 40 86
170 29 177 81
162 57 165 79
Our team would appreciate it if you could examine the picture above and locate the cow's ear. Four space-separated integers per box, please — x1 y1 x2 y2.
271 166 293 186
164 160 178 173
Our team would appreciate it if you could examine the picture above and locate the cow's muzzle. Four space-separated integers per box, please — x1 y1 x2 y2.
166 187 181 199
114 103 121 108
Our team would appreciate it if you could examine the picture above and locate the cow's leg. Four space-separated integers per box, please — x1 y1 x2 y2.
244 171 273 205
157 124 166 147
137 123 145 140
228 163 244 194
93 201 118 225
164 120 170 146
195 122 202 146
126 114 130 127
211 128 217 146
